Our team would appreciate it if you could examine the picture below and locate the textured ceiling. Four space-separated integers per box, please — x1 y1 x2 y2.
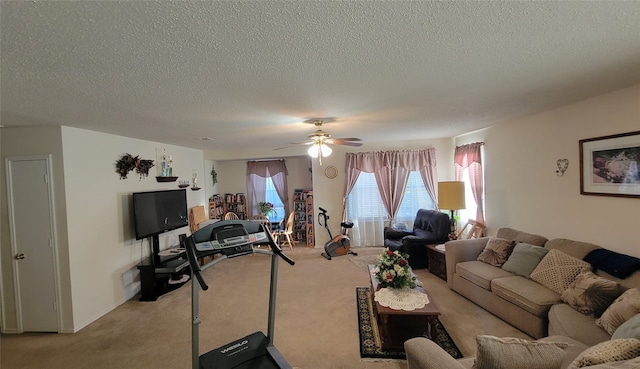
2 1 639 156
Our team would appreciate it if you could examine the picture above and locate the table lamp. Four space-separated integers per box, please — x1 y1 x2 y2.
438 181 466 240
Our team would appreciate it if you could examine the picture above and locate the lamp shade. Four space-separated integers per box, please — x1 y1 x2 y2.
438 181 465 210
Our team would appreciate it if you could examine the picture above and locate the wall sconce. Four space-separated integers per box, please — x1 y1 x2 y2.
438 181 466 240
556 159 569 176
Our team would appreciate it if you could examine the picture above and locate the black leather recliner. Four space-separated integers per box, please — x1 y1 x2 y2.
383 209 450 269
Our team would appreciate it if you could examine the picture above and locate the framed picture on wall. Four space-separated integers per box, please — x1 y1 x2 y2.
579 130 640 198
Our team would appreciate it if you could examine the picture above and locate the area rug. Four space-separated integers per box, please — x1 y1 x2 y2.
356 287 463 360
348 247 383 271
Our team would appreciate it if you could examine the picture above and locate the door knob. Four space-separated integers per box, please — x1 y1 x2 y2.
15 253 25 260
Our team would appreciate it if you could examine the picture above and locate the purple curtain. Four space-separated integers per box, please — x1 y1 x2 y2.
343 149 438 222
246 160 289 217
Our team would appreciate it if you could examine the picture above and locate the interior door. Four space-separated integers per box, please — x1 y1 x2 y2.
6 155 59 332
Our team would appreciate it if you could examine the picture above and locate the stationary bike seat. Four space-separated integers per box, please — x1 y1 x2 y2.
340 221 354 229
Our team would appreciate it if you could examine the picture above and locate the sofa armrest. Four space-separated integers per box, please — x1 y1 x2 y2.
445 237 490 288
383 227 413 240
405 337 466 369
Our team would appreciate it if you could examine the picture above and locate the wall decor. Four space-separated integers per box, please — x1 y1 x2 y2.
579 131 640 198
556 159 569 176
115 153 154 180
324 165 338 179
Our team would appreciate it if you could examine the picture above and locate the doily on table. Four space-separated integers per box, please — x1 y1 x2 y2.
374 287 430 311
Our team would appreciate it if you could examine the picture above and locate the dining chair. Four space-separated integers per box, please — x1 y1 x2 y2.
224 212 239 220
274 212 295 250
189 205 207 233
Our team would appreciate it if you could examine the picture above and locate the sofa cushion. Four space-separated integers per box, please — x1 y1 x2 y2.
548 304 611 347
561 270 623 318
597 288 640 335
567 338 640 369
584 249 640 279
495 227 548 246
477 237 514 267
531 249 592 294
545 238 602 260
456 261 515 291
514 233 549 247
502 243 549 278
492 275 561 317
613 314 640 340
472 335 569 369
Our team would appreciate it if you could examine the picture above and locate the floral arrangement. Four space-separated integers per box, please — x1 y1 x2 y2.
257 201 275 216
373 248 417 289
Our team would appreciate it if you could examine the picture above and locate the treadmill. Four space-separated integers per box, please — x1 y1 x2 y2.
183 220 295 369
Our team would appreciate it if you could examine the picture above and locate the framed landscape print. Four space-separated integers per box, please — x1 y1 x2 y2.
579 131 640 198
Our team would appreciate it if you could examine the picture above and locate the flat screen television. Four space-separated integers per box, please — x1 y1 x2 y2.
132 189 188 259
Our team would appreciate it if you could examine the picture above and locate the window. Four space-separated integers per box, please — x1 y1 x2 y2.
347 171 434 221
457 169 478 225
265 177 284 222
396 171 435 222
347 172 387 219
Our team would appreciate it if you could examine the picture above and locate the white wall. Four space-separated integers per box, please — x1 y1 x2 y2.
60 127 205 330
1 126 205 332
456 84 640 256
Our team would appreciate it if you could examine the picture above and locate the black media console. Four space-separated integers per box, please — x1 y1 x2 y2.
137 246 191 301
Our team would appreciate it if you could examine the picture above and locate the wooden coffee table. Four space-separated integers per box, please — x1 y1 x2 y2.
368 265 441 352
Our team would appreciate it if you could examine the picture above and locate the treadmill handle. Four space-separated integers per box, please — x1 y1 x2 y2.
184 236 209 290
262 224 295 266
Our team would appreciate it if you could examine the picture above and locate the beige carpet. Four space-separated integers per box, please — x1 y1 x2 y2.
0 246 531 369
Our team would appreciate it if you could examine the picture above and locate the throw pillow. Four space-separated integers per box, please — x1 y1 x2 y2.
530 249 592 294
472 335 569 369
613 313 640 340
477 238 515 267
567 338 640 369
561 270 623 317
597 288 640 335
501 243 549 278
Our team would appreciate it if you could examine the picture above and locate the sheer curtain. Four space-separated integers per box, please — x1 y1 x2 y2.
454 143 485 225
343 149 438 247
246 160 289 217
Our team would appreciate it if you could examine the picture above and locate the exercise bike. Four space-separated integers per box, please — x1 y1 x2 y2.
318 207 357 260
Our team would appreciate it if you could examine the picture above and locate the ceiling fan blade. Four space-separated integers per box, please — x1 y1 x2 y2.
332 141 363 147
273 145 294 151
332 137 362 142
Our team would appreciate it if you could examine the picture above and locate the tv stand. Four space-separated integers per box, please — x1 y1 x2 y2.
137 245 190 301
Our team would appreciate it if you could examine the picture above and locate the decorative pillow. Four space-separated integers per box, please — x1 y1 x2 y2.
567 338 640 369
561 270 623 317
477 238 515 267
613 314 640 340
597 288 640 335
530 249 592 294
472 335 569 369
501 243 549 278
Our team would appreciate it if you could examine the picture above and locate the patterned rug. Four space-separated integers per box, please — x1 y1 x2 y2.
356 287 463 360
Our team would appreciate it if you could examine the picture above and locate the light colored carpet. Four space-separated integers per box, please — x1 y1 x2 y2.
1 246 531 369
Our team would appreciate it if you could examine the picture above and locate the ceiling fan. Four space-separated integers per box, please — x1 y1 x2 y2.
283 118 363 165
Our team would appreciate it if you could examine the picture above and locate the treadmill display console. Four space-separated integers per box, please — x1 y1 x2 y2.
194 222 269 257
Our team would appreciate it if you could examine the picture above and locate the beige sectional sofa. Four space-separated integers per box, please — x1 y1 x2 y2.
404 227 640 369
446 227 640 343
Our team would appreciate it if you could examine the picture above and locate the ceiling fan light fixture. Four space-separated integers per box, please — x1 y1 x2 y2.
307 143 332 159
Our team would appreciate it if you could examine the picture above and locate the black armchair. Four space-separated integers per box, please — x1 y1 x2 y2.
383 209 450 269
